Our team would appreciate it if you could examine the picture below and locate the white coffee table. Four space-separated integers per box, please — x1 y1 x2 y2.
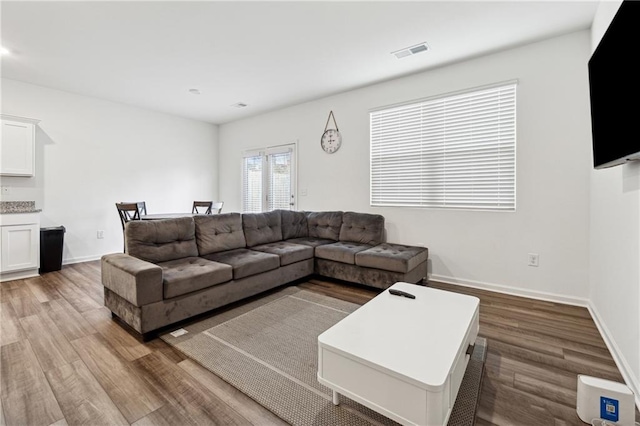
317 282 480 426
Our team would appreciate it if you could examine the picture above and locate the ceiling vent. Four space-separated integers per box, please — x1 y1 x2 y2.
231 102 248 108
392 42 429 59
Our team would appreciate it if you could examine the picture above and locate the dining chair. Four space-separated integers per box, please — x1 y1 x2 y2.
212 201 224 214
121 201 146 216
192 201 213 215
116 202 143 251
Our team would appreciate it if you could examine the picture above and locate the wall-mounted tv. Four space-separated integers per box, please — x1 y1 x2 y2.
588 0 640 169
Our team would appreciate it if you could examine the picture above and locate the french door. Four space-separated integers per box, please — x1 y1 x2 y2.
242 144 296 213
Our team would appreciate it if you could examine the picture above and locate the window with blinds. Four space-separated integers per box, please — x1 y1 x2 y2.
268 152 293 211
242 154 264 213
370 82 516 211
242 144 296 213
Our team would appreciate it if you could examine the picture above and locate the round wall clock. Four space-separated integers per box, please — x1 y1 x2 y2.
321 128 342 154
321 110 342 154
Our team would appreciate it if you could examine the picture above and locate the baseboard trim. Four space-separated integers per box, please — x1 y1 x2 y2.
587 301 640 411
62 254 102 265
0 269 39 282
429 274 589 307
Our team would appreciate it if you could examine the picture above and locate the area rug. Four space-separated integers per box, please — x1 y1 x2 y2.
161 286 487 426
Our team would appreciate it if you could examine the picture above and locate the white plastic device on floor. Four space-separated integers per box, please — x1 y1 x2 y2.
576 375 635 425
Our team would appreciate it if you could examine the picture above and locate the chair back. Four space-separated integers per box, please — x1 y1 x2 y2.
116 202 142 230
212 201 224 214
121 201 146 215
192 201 213 215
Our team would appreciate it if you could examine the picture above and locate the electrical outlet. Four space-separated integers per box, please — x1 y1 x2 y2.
300 188 308 196
1 186 10 194
97 230 104 239
528 253 539 267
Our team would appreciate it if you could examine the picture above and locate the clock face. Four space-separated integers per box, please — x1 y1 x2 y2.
321 129 342 154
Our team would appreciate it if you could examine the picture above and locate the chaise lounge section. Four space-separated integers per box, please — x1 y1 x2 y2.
101 210 428 339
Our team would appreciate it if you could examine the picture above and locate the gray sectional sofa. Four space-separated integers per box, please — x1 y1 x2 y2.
101 210 428 339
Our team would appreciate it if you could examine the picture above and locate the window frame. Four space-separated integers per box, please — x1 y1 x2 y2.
241 142 297 213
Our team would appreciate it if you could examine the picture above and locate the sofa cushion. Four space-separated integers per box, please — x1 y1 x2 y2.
158 257 233 299
194 213 246 255
251 241 314 266
355 243 429 273
126 217 198 263
315 241 373 265
307 211 343 241
280 210 308 239
339 212 385 245
242 211 283 247
202 248 280 280
286 237 335 248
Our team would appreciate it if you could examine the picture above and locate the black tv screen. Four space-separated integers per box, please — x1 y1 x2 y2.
588 0 640 169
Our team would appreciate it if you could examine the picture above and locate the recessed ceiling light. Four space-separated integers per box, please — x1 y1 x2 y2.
392 42 429 59
231 102 248 108
188 88 201 95
0 46 11 56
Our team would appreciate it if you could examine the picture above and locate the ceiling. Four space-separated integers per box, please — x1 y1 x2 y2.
1 1 599 125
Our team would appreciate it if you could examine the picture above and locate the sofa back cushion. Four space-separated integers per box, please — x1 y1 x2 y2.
339 211 385 245
194 213 246 256
242 210 283 247
126 217 198 263
281 210 308 240
307 211 343 241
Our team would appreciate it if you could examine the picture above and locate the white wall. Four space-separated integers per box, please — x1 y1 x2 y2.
0 78 219 263
219 31 593 304
589 0 640 406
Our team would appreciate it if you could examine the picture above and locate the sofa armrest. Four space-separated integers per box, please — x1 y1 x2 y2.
101 253 163 307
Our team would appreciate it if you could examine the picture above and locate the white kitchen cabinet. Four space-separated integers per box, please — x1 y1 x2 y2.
0 212 40 282
1 115 39 177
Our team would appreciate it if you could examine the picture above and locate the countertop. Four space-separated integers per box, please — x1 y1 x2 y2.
0 201 41 214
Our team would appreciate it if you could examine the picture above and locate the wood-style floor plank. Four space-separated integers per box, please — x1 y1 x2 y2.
58 266 103 306
0 280 31 302
131 351 252 426
0 340 65 426
23 276 62 303
70 333 166 424
130 403 192 426
483 320 613 360
1 262 638 426
45 359 129 426
19 310 81 373
82 307 152 362
42 272 101 314
513 373 577 408
9 291 44 319
71 262 102 288
484 351 577 391
41 298 97 341
0 303 24 347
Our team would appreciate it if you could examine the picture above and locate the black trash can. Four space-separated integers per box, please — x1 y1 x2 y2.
40 226 65 273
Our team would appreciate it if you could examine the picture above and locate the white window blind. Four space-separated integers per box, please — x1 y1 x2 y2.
242 144 296 213
242 153 264 213
268 151 293 211
370 82 516 210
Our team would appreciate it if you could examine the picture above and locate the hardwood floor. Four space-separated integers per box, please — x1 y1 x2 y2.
1 262 638 425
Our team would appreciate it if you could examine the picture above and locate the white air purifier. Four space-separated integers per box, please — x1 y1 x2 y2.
576 375 635 425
